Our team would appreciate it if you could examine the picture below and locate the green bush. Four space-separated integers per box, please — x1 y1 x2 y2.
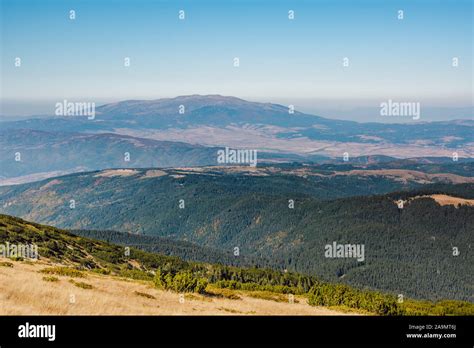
401 299 474 316
308 284 402 315
154 270 208 294
214 279 300 295
118 269 154 281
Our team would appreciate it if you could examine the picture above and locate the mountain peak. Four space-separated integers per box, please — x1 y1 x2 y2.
97 94 267 114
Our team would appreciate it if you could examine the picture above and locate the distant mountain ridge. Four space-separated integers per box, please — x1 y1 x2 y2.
1 95 472 181
2 95 472 154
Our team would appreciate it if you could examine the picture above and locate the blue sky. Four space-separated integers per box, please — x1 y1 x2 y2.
1 0 472 119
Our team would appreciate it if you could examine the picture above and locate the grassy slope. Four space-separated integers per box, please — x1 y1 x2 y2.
1 261 351 316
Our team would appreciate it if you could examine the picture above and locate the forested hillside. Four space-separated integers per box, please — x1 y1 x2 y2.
1 214 472 315
73 228 269 267
0 167 472 302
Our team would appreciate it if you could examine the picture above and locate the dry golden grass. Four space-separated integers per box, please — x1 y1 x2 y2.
140 169 167 179
94 169 138 177
427 194 474 207
0 259 359 316
406 194 474 207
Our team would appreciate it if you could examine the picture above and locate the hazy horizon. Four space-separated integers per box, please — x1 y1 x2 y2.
2 0 472 123
1 95 472 123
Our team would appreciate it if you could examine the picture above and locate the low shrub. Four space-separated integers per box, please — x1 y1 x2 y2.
69 280 93 289
134 291 156 299
308 284 402 315
40 266 85 278
0 261 13 268
42 276 59 282
119 269 154 281
154 270 208 294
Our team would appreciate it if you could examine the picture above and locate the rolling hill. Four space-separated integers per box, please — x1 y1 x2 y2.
0 128 331 183
0 165 472 301
0 129 219 182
